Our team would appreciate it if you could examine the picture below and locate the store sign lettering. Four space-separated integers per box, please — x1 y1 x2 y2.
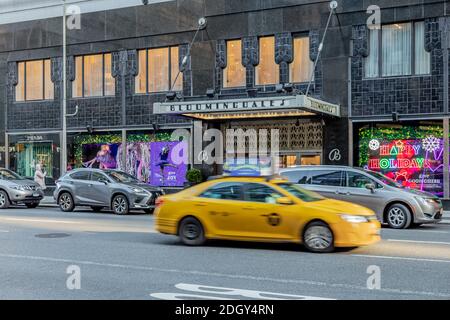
154 95 341 118
25 135 44 141
166 99 289 113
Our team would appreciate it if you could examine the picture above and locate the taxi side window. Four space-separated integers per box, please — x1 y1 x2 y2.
200 182 243 201
244 183 283 204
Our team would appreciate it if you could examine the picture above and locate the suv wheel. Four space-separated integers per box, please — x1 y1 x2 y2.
302 221 334 253
112 195 129 215
58 192 75 212
0 190 10 209
179 217 206 246
386 203 412 229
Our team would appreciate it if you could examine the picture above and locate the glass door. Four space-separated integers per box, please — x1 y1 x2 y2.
16 142 53 178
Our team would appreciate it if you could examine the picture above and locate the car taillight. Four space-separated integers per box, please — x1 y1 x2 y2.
155 197 164 207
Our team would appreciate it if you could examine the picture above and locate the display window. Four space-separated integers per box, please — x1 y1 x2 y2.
8 133 61 182
359 125 443 197
71 133 187 187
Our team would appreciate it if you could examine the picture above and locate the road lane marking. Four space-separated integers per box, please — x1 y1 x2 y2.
0 230 9 233
0 218 81 225
352 254 450 264
383 229 450 234
387 239 450 246
0 253 449 298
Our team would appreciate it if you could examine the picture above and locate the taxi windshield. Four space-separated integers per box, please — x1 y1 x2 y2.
277 183 324 202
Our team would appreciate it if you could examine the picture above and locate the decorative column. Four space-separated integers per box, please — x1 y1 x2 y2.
275 32 293 84
242 36 259 89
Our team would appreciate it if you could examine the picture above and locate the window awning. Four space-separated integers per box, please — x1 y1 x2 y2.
153 95 340 120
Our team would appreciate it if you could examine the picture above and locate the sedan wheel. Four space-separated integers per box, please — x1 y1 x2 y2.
0 190 10 209
303 221 334 253
387 204 412 229
58 193 74 212
112 195 129 215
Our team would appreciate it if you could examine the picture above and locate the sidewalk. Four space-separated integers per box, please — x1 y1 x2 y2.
40 196 57 207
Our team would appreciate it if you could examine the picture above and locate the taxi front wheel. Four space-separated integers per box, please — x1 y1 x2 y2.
179 217 206 246
302 221 335 253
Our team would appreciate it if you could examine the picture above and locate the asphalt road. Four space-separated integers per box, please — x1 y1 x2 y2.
0 206 449 300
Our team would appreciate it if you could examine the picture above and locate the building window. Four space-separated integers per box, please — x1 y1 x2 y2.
72 53 115 98
290 37 313 83
15 59 54 102
365 22 430 78
135 46 182 94
256 36 279 86
223 40 246 88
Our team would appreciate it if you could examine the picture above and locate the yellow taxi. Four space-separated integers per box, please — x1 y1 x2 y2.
155 176 381 253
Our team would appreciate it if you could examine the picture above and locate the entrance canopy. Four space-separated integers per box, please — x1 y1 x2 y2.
153 95 340 120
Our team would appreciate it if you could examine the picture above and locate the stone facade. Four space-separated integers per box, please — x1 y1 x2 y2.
0 0 449 170
351 18 445 117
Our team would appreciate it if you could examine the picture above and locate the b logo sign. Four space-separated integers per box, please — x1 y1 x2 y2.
328 149 342 162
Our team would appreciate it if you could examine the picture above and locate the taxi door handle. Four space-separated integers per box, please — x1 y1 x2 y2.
244 207 256 210
195 202 207 207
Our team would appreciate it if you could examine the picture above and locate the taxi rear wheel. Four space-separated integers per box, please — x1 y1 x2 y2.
179 217 206 246
302 221 334 253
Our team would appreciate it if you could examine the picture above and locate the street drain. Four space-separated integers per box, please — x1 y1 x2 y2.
35 233 71 239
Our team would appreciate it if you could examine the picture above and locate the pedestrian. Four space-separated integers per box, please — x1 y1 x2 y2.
34 160 47 190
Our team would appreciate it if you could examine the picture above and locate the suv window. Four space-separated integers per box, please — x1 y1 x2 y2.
91 172 108 182
310 170 344 186
244 183 283 204
347 171 379 189
200 182 243 201
282 171 311 184
69 171 91 181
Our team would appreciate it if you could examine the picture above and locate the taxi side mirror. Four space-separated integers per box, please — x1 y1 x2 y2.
276 197 294 205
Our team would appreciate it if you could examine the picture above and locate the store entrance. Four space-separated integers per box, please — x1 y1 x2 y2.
279 152 322 169
14 141 54 178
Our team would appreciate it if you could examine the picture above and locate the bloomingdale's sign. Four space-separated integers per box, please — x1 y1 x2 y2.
153 95 340 117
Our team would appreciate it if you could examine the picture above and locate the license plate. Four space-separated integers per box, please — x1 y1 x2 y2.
32 193 40 197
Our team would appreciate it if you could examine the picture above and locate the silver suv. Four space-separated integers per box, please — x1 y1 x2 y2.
280 166 443 229
0 168 44 209
54 168 164 215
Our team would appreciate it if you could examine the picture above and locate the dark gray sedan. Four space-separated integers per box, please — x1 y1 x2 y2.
54 168 164 215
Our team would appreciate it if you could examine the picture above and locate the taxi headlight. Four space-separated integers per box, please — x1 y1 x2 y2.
340 214 369 223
